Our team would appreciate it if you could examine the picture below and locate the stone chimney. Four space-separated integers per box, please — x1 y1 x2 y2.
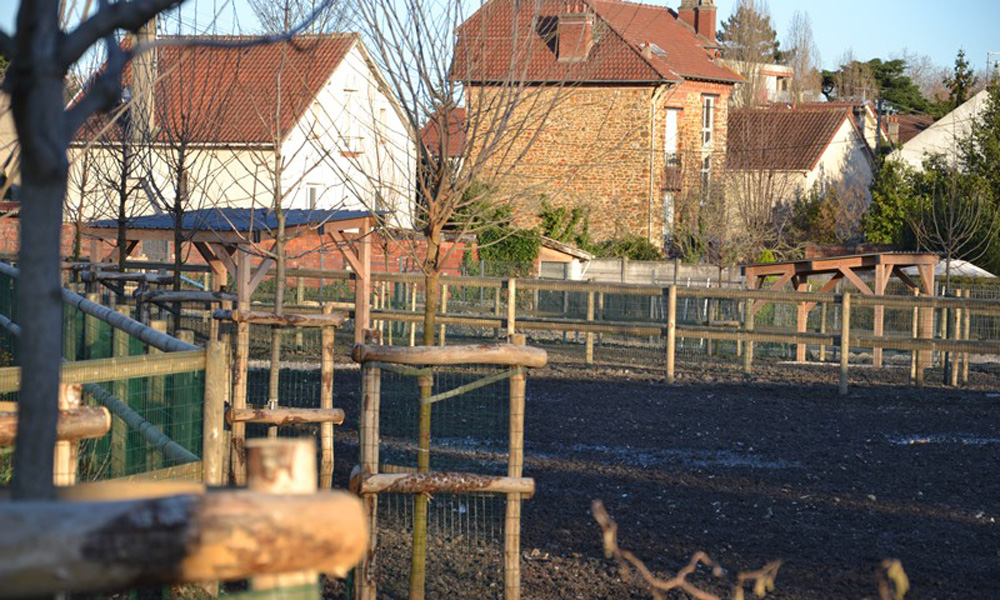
677 0 716 44
887 115 900 145
557 4 594 63
130 17 157 139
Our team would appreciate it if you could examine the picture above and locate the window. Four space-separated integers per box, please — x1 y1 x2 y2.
701 95 715 147
307 185 321 210
700 156 712 205
664 109 679 166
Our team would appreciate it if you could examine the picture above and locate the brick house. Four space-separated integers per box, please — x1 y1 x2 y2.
451 0 740 249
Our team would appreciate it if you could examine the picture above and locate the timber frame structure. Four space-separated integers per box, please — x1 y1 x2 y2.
742 253 939 366
79 208 376 344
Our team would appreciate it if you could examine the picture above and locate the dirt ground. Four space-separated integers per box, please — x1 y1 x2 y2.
327 357 1000 599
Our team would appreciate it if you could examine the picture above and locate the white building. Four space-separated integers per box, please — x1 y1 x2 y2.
69 33 415 230
893 89 989 170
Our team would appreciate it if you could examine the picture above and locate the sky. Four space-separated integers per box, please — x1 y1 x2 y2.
1 0 998 72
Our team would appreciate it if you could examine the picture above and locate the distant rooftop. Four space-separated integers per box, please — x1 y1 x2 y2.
86 208 375 232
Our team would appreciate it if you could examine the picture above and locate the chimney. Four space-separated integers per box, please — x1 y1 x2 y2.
131 17 157 139
557 4 594 63
887 115 900 145
678 0 716 44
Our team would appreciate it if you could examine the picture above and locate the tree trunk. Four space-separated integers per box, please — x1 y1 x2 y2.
173 163 187 333
268 172 287 432
9 2 68 499
422 231 441 347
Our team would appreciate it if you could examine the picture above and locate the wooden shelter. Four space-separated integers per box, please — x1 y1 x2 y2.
81 208 376 344
742 253 939 366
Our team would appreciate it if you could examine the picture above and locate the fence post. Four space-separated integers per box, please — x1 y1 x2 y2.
295 277 305 351
586 290 595 364
839 292 851 396
743 298 754 374
819 302 827 362
665 285 677 384
320 303 336 489
505 334 527 600
248 438 318 594
148 319 168 471
112 306 131 477
84 292 100 359
53 383 82 486
356 363 381 600
506 278 517 337
410 282 418 347
493 282 502 339
909 289 919 384
203 339 228 486
439 283 448 346
950 291 961 387
961 289 971 385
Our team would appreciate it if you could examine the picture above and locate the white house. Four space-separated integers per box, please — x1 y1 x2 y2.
893 89 989 170
726 107 875 220
69 33 415 230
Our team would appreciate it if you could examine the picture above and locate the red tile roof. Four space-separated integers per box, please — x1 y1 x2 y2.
727 108 854 172
79 34 356 145
420 107 467 158
451 0 740 84
896 114 935 145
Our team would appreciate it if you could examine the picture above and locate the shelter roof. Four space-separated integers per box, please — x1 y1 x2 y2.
86 208 374 233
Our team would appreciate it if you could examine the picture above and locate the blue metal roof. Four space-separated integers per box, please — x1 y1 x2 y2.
86 208 375 232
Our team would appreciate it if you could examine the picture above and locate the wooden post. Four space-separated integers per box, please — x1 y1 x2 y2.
585 291 595 364
320 303 336 489
248 438 318 593
147 319 168 471
174 329 199 460
665 285 677 384
839 292 851 396
505 334 527 600
950 291 961 387
506 279 517 337
112 306 131 477
818 302 827 362
493 283 502 339
873 265 888 368
597 291 604 346
962 289 971 384
354 220 372 345
84 292 100 360
743 298 755 374
409 283 418 347
295 277 305 351
232 250 251 486
795 277 808 362
356 364 381 600
53 384 82 486
910 289 919 385
203 340 228 487
410 372 433 600
439 283 448 346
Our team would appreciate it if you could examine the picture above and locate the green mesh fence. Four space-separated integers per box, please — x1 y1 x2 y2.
371 364 511 599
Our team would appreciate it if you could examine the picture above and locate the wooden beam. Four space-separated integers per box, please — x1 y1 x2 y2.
749 269 796 316
802 273 844 312
213 309 348 328
209 243 238 280
0 407 111 445
838 266 873 295
351 343 548 368
81 272 174 284
226 408 345 426
247 258 275 297
136 290 237 304
349 471 535 497
328 231 363 275
194 242 227 279
891 266 920 291
0 490 367 596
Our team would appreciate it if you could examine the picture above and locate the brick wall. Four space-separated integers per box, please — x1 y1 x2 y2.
467 78 732 248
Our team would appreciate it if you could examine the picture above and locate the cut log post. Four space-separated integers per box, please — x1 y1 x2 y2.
321 303 336 489
135 290 237 304
506 333 527 600
0 489 367 596
665 285 677 384
0 406 111 446
351 472 534 496
112 306 131 477
840 293 851 396
148 320 168 472
203 340 228 487
355 364 381 600
226 407 345 426
213 309 348 328
962 289 971 384
439 283 448 346
248 439 318 592
54 384 82 485
743 297 755 374
910 289 919 384
586 291 595 364
295 278 305 351
950 291 961 387
506 279 516 337
351 343 547 368
232 254 251 487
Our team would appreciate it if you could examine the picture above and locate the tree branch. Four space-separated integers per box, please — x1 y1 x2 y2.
59 0 184 68
65 28 128 135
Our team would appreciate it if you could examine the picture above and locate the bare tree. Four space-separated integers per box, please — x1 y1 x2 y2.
717 0 779 108
823 50 877 103
249 0 343 34
893 49 949 104
784 11 821 104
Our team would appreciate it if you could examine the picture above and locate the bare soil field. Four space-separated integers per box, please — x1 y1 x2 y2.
327 358 1000 599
